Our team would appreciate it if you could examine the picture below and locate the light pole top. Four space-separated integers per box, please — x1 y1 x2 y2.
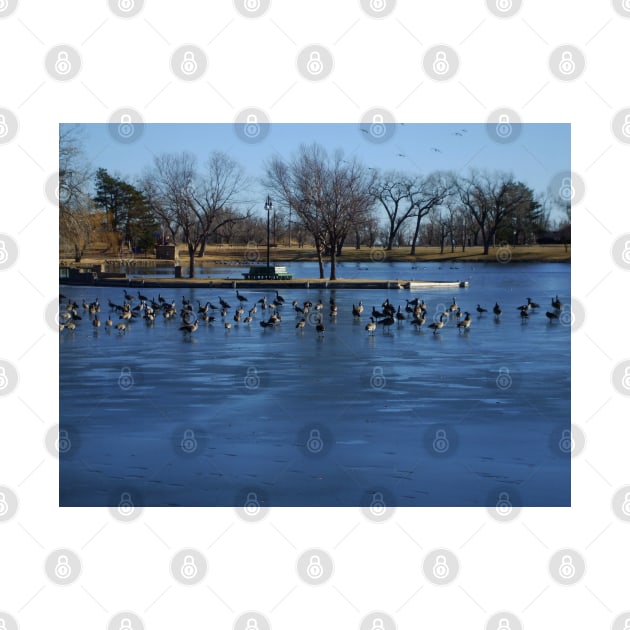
265 195 272 211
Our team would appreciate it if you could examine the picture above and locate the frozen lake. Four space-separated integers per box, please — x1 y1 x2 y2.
59 262 570 507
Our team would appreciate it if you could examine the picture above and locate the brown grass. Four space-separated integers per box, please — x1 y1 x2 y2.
66 243 569 266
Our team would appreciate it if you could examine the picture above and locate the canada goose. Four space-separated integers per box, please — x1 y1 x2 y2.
527 297 540 309
329 304 338 317
551 295 562 310
115 323 127 333
315 317 325 336
365 317 377 335
236 290 248 302
224 322 231 330
428 313 446 334
476 304 487 314
396 305 406 325
259 319 274 330
493 302 502 317
411 314 426 329
296 318 306 331
380 315 395 333
450 297 458 312
105 317 113 327
457 312 472 332
372 307 384 319
198 301 210 314
65 321 76 331
352 303 362 317
315 300 323 311
275 290 285 304
179 319 199 334
520 307 529 320
92 316 101 328
219 297 231 309
138 291 148 302
124 291 135 302
546 311 559 322
243 315 253 324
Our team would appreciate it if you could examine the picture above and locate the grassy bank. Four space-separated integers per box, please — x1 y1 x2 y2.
66 243 570 267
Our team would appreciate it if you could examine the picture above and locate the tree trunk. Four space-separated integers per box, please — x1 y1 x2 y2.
409 214 422 255
199 240 207 257
329 244 337 280
314 236 325 279
188 244 195 278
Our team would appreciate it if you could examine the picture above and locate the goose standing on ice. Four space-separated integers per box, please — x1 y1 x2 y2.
429 313 446 334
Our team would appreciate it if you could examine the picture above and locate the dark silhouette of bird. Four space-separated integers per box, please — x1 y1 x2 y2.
493 302 502 317
380 315 395 333
236 290 248 302
546 311 559 322
476 304 487 314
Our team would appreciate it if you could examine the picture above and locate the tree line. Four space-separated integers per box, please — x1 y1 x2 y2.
60 126 568 280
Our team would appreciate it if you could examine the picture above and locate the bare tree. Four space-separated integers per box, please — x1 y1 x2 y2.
142 151 250 277
456 171 536 255
369 172 418 250
266 143 375 280
59 125 94 262
408 172 452 255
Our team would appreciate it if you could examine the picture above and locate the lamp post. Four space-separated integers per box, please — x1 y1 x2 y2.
265 195 272 270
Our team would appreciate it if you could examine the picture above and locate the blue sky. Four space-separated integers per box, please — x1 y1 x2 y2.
70 122 570 219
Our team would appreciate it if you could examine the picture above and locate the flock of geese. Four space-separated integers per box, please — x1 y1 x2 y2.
58 289 566 337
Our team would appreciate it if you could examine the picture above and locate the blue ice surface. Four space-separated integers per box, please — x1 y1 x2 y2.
59 261 570 507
